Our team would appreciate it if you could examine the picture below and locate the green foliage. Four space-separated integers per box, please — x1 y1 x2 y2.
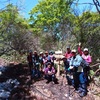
0 1 99 63
0 4 32 56
29 0 100 60
29 0 74 38
90 70 95 76
29 0 75 50
73 11 100 44
72 11 100 61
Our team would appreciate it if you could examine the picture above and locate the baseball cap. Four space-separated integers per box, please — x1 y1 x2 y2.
71 49 76 53
83 48 88 51
40 52 43 54
45 51 48 54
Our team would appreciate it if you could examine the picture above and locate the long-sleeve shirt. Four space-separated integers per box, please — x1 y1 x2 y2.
82 54 92 64
70 55 83 67
44 67 55 75
69 55 83 72
78 46 92 64
78 46 83 56
65 52 72 59
27 54 33 63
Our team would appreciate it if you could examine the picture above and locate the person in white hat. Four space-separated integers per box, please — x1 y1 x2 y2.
68 49 87 97
82 48 92 86
78 43 92 64
82 48 92 64
78 43 92 85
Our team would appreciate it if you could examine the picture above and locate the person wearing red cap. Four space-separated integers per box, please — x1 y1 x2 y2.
63 46 72 71
64 46 72 60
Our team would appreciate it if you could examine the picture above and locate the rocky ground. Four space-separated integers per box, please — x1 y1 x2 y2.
29 76 99 100
0 58 100 100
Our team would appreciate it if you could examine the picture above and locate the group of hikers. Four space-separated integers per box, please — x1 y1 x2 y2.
27 43 92 97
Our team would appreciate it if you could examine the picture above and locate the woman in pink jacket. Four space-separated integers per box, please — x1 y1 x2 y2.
78 43 92 64
82 48 92 64
78 43 92 85
82 48 92 85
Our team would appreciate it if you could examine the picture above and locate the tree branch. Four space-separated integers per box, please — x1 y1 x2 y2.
93 0 100 14
73 2 94 5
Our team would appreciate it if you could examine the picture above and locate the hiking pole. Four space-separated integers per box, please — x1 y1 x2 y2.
68 82 70 96
68 73 75 97
68 72 71 96
68 85 75 96
66 72 75 97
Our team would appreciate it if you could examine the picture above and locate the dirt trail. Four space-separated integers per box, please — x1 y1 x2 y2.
0 59 100 100
29 76 97 100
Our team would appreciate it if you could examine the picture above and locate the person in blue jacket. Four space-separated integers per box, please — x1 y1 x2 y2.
68 49 87 97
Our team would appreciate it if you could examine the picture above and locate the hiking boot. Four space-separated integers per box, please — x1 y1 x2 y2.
76 89 82 93
53 80 59 84
46 80 51 84
54 81 59 84
79 92 87 97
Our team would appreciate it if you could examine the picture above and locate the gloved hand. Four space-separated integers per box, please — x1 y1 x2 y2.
67 68 70 71
67 66 74 71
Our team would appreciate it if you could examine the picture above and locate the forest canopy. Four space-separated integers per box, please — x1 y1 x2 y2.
0 0 100 62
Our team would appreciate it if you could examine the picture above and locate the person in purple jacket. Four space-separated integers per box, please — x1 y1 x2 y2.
44 62 58 84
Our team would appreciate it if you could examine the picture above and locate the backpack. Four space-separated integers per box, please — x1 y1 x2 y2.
80 58 89 69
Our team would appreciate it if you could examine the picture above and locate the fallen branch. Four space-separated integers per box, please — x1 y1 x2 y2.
31 85 52 99
90 63 100 68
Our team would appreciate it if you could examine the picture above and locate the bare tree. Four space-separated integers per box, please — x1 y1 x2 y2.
93 0 100 14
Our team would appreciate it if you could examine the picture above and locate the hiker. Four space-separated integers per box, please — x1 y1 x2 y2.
32 51 41 79
82 48 92 85
27 50 33 75
39 52 44 70
43 51 51 70
64 46 72 59
49 51 56 63
44 62 58 84
78 43 92 85
64 46 72 71
78 43 92 64
82 48 92 65
68 49 87 97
